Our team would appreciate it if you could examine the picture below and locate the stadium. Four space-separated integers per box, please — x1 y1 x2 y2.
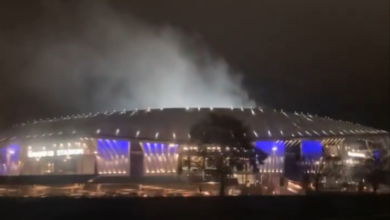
0 107 389 196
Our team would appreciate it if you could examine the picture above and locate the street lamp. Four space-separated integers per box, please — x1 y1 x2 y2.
272 147 277 169
268 146 278 188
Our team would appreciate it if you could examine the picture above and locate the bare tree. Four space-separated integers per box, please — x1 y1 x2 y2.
302 146 344 192
365 152 385 193
190 112 267 196
302 156 325 192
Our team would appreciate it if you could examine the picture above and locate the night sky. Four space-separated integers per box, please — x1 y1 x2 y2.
0 0 389 130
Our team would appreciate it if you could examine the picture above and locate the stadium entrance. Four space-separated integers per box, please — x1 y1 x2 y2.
21 154 95 175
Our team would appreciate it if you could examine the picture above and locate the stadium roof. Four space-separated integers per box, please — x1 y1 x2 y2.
0 108 388 143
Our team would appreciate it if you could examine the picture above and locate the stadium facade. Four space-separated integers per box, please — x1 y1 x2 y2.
0 107 389 193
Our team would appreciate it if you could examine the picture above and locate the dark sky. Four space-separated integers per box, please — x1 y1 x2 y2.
0 0 389 130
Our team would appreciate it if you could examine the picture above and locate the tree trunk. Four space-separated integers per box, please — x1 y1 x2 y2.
314 176 320 192
188 156 192 171
177 154 183 176
373 183 378 193
219 173 225 196
94 159 98 175
302 173 309 193
371 169 380 194
244 163 248 183
217 153 225 196
202 155 206 180
358 180 364 193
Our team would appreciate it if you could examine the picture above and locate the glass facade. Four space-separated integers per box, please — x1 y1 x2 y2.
139 142 179 176
0 139 129 176
96 139 130 176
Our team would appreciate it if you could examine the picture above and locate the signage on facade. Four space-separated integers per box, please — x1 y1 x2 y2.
27 149 84 158
347 151 366 158
57 149 84 156
28 150 55 158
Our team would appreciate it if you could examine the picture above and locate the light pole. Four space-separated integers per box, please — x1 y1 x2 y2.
270 147 277 187
272 147 277 171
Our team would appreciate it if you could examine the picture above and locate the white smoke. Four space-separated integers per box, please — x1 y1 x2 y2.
12 1 256 112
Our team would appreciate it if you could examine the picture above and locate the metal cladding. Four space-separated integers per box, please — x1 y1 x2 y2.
0 107 388 143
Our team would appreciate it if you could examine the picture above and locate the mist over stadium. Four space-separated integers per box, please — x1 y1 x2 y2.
4 0 255 113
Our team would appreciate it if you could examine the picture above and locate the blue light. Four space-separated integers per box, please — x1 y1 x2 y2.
254 141 285 156
0 144 20 175
140 142 178 156
97 139 129 160
301 140 322 159
169 144 178 155
148 143 156 154
155 143 162 155
0 148 6 162
0 148 6 175
373 149 380 158
373 149 380 166
8 144 20 163
143 143 151 155
0 144 20 163
96 139 106 155
96 139 130 175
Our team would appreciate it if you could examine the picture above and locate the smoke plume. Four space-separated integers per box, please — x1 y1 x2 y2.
2 1 255 114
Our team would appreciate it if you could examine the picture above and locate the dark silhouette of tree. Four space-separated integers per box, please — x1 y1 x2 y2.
94 159 98 175
365 143 389 193
351 148 388 194
177 153 183 176
357 179 364 193
302 147 343 192
189 112 267 196
367 169 380 193
365 156 382 193
184 156 192 171
302 156 327 192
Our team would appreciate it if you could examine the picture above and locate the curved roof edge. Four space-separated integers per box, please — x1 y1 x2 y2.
1 107 388 143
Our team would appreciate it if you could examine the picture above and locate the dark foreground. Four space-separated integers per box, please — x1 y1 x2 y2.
1 195 389 220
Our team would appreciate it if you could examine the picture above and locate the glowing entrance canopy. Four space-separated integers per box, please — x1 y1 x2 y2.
27 149 84 158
